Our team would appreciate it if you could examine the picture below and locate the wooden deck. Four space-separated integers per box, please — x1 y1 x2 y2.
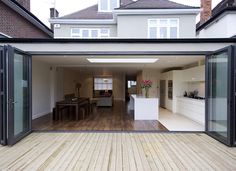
0 133 236 171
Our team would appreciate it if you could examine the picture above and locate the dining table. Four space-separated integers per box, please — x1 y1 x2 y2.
55 97 90 120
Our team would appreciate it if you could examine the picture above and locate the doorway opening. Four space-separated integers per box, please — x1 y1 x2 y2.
1 44 235 147
31 54 206 132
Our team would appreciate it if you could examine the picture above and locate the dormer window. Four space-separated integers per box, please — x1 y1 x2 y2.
99 0 120 12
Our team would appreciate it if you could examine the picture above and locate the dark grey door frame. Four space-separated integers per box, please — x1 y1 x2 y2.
0 46 7 145
205 45 236 147
7 45 32 145
0 45 32 146
233 46 236 147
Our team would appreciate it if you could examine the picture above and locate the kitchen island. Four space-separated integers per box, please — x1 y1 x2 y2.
130 95 159 120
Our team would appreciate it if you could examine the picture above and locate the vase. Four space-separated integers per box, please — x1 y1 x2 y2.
145 88 149 98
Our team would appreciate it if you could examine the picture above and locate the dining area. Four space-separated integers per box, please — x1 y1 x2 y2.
53 94 96 121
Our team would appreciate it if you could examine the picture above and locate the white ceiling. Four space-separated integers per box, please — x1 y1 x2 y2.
33 55 204 72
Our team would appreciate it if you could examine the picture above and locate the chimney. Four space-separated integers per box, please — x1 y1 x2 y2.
200 0 212 24
50 8 59 30
17 0 30 11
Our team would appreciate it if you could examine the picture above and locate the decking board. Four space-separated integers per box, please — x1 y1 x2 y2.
0 133 236 171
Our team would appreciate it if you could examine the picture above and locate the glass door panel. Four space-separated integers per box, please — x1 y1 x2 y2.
1 45 32 146
207 52 228 141
206 45 235 146
13 53 30 136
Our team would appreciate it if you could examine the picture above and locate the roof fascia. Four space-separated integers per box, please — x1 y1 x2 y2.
0 38 235 43
49 19 116 24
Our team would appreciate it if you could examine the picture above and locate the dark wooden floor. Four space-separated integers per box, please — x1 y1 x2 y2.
33 101 168 131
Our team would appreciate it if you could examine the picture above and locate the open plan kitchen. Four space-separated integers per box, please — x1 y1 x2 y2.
158 63 205 131
124 60 206 131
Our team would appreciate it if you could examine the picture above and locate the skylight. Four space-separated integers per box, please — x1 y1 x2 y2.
87 58 159 63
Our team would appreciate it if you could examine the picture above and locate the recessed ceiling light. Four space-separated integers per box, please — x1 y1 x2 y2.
87 58 159 63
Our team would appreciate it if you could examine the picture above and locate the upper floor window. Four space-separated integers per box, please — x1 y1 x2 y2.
99 0 119 12
148 19 179 38
71 28 110 38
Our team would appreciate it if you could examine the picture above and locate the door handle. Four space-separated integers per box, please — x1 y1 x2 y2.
9 99 18 104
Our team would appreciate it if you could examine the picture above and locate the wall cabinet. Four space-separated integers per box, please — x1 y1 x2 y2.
182 65 205 82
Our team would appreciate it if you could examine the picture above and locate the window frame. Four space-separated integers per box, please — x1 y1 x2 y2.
147 18 179 39
94 77 113 91
70 28 110 38
98 0 120 12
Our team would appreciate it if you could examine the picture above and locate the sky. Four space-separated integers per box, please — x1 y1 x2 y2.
31 0 222 27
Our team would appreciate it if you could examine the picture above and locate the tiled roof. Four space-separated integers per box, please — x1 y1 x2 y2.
117 0 198 9
59 0 198 20
59 5 113 20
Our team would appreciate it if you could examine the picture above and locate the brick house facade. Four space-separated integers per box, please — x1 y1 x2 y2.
0 0 52 38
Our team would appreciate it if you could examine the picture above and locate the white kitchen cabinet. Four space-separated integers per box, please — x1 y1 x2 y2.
182 65 205 82
176 97 205 125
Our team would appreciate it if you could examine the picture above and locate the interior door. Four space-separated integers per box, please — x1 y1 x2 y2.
206 45 235 146
0 45 32 146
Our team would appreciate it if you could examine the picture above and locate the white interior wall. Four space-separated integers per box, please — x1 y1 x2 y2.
32 59 52 119
63 68 80 95
187 82 205 97
51 67 64 107
142 69 161 98
32 59 64 120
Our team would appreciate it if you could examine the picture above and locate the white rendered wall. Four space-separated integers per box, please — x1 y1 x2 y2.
54 24 117 38
117 14 197 38
197 13 236 38
1 42 233 54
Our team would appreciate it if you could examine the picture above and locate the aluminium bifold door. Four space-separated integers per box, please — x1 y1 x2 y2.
206 45 236 146
0 45 32 146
